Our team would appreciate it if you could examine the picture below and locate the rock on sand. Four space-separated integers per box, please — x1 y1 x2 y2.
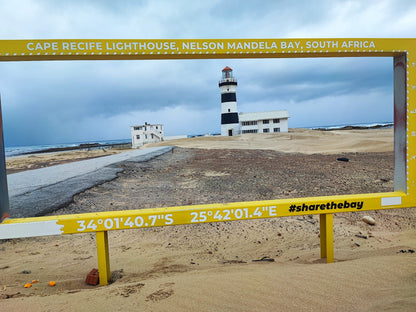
362 216 376 225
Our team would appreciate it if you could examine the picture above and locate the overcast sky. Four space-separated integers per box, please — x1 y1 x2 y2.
1 0 415 146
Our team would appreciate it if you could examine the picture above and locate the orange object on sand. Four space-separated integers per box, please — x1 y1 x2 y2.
85 268 99 286
49 281 56 287
24 283 32 288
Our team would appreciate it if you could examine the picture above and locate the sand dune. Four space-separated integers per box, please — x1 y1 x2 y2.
6 128 394 174
150 128 394 154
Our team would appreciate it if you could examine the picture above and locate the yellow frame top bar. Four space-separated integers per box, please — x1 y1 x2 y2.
0 38 415 235
0 38 414 61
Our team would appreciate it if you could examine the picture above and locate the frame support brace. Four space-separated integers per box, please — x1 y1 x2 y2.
320 214 334 263
96 231 111 286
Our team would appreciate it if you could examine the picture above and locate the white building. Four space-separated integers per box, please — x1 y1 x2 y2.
219 66 289 136
240 110 289 134
130 123 164 148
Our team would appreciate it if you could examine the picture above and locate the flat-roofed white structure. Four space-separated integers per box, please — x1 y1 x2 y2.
239 110 289 134
130 123 164 148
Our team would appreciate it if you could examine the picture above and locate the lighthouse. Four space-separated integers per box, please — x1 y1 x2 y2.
219 66 240 136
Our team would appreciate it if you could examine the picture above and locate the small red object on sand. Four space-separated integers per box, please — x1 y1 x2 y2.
85 268 99 286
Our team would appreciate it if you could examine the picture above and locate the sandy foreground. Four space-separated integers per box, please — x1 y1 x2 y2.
1 128 415 312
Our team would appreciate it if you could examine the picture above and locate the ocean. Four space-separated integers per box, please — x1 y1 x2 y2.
4 122 393 158
308 121 393 131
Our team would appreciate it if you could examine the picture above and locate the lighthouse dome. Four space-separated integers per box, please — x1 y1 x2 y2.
222 66 233 79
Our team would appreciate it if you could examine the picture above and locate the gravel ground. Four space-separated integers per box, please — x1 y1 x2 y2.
52 147 395 215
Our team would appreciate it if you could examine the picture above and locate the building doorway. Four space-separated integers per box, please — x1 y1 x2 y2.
228 129 233 136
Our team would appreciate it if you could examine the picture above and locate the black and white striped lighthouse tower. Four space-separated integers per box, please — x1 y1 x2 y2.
219 66 240 136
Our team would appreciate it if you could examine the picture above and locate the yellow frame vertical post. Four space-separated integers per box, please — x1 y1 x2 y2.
320 214 334 263
96 231 110 285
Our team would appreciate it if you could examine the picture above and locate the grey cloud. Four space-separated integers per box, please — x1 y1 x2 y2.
0 0 412 146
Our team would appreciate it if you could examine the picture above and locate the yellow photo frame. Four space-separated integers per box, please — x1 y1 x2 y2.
0 38 414 284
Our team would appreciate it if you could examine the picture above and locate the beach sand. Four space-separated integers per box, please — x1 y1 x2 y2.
148 128 395 154
1 128 415 311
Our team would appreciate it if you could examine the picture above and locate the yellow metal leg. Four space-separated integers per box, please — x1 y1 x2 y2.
320 214 334 263
96 231 110 285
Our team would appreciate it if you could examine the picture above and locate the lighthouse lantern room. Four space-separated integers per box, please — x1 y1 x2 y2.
219 66 240 136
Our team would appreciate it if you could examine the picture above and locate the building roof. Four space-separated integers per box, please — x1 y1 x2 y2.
239 110 290 121
130 123 163 128
222 66 232 72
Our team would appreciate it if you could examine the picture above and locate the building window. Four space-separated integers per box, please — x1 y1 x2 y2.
263 128 270 133
134 126 142 131
263 120 269 124
274 128 280 132
242 121 257 126
151 134 154 139
228 109 231 112
145 134 148 139
242 129 258 134
136 135 140 139
273 119 280 123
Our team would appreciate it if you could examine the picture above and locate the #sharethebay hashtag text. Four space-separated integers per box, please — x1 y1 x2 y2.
289 201 364 213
